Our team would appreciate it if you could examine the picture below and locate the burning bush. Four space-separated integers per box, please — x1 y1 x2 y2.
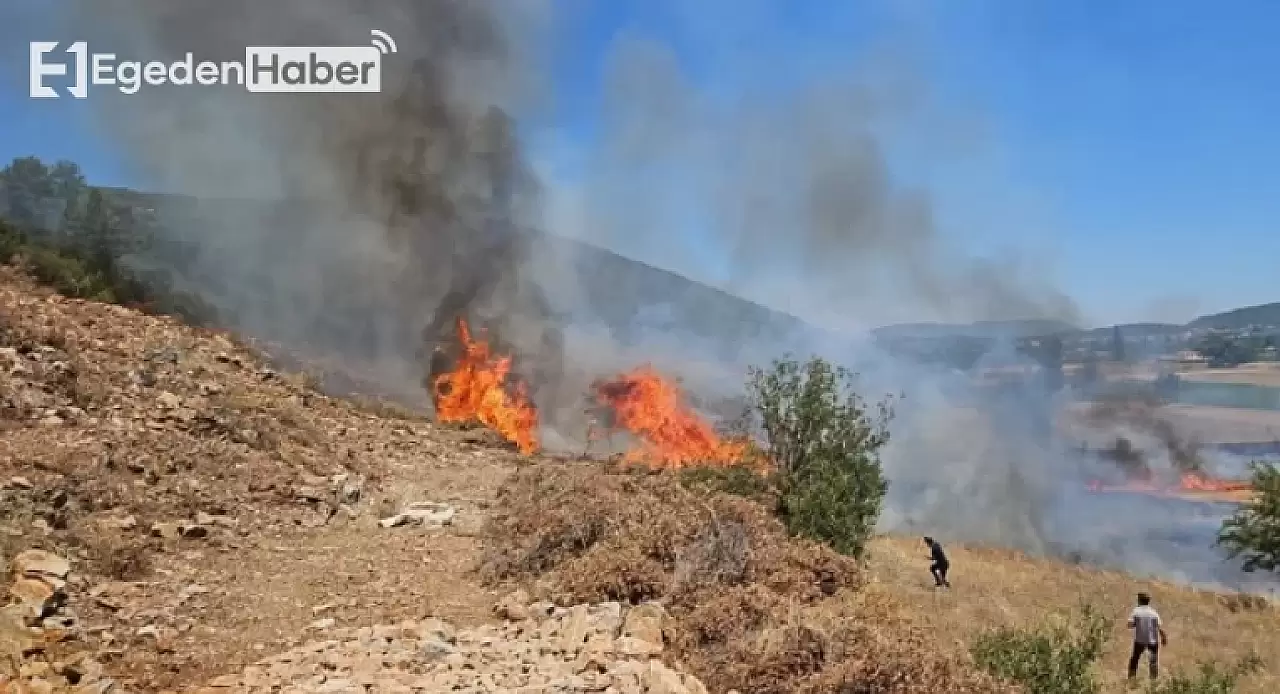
479 462 1010 693
585 355 893 560
592 365 751 469
746 355 893 558
429 323 757 464
430 318 539 454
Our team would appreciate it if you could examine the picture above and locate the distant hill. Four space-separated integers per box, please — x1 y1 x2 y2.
880 306 1280 344
1079 322 1184 340
872 319 1078 341
1188 302 1280 331
54 188 1280 349
110 190 817 362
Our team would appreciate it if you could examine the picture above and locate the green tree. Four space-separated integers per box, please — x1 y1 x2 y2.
48 159 87 232
47 160 85 201
745 355 893 558
1 156 55 229
1196 333 1256 368
1217 461 1280 573
0 157 216 324
82 188 124 273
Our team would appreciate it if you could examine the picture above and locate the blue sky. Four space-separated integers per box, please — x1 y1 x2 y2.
3 1 1280 327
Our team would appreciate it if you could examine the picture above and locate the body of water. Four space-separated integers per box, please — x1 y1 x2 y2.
1173 379 1280 411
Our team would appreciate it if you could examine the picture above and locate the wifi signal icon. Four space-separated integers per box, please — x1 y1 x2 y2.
370 29 398 55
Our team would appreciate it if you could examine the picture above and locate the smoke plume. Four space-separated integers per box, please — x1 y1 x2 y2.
536 4 1263 591
548 24 1080 332
32 1 1264 590
45 0 567 414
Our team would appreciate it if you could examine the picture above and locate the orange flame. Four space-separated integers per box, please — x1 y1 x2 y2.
432 318 539 454
1087 471 1253 500
1176 472 1252 493
593 365 749 469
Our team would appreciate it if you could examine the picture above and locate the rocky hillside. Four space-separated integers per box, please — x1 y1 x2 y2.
0 265 711 693
4 261 1277 694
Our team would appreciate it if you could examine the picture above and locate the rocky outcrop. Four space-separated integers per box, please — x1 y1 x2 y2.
2 549 124 694
195 597 700 694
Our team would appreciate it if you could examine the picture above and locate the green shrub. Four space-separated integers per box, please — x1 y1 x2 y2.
0 217 218 325
970 603 1110 694
1146 655 1263 694
678 462 775 503
1218 461 1280 574
745 355 892 558
22 245 114 300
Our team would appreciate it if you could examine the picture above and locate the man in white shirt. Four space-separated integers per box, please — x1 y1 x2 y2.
1127 592 1168 680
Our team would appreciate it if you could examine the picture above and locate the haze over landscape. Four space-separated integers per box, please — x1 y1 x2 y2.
3 2 1280 693
7 0 1280 330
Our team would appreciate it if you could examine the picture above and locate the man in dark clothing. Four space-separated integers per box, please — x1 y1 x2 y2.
923 536 951 588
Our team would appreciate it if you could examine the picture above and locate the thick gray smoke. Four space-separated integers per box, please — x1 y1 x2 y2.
548 31 1081 331
534 5 1086 552
535 5 1265 591
45 0 569 414
31 2 1263 589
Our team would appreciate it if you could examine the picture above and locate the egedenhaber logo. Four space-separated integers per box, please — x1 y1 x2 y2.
29 29 397 98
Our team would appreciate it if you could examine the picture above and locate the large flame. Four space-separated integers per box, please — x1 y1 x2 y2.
432 318 539 454
593 365 749 469
1087 471 1254 502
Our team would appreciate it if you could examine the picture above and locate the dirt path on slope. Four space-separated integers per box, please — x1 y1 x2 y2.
0 269 541 693
79 431 520 693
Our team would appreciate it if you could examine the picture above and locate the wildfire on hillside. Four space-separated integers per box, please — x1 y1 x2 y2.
591 365 751 469
431 318 539 455
429 323 754 469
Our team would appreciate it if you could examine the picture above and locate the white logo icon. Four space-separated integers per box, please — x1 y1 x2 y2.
29 29 396 98
29 41 87 98
370 29 398 55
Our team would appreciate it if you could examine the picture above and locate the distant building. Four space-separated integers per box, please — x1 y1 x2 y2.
1158 350 1208 370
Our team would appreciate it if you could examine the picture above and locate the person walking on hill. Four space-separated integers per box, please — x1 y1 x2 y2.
923 536 951 588
1127 592 1167 681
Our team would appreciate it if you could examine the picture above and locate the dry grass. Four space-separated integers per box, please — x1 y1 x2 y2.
862 536 1279 693
483 461 1280 692
481 462 1017 694
1179 365 1280 388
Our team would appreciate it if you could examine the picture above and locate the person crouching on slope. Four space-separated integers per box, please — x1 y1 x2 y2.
1127 592 1168 681
923 536 951 588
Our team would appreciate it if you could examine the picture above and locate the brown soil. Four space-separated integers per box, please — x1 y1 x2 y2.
0 267 516 692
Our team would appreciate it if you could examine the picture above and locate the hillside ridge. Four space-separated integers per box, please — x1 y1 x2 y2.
113 190 1280 344
0 265 1276 693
